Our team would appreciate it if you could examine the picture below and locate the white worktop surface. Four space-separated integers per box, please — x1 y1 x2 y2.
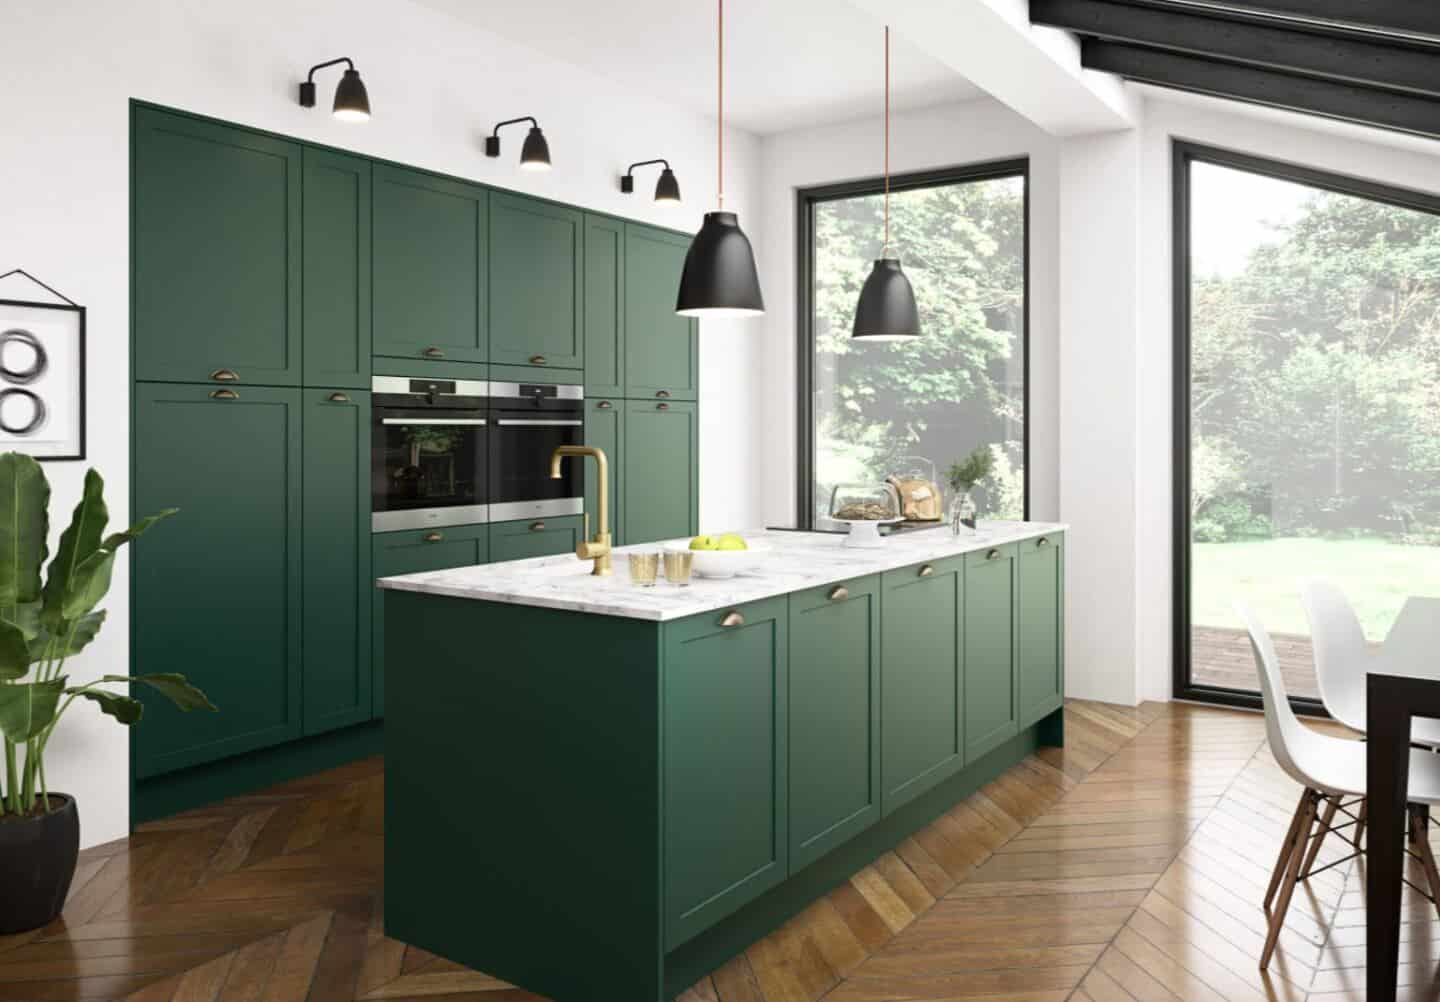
376 520 1066 622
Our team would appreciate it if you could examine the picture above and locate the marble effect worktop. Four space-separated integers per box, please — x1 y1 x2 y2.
377 520 1066 622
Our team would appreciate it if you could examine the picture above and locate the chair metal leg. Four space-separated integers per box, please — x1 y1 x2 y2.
1301 794 1340 877
1263 789 1319 970
1267 788 1315 910
1411 805 1440 922
1355 799 1367 847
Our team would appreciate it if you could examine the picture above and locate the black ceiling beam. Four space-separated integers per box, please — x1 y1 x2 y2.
1031 0 1440 98
1081 39 1440 139
1120 0 1440 40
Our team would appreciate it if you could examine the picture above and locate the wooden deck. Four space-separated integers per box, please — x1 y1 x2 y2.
1193 624 1321 699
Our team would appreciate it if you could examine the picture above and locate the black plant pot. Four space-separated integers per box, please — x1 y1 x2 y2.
0 794 79 933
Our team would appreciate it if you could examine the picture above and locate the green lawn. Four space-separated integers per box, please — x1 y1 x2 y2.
1193 537 1440 638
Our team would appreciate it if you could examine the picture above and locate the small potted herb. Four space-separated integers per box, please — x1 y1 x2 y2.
946 446 995 534
0 454 215 934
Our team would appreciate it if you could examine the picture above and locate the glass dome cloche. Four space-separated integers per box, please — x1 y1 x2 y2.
828 482 903 548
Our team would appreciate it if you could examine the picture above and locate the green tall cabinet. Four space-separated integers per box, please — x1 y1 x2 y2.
964 545 1020 761
583 398 623 545
624 225 698 401
302 149 371 388
490 193 584 370
583 215 625 398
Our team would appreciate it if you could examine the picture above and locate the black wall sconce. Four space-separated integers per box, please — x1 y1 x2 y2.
299 58 371 122
485 117 552 171
621 160 681 204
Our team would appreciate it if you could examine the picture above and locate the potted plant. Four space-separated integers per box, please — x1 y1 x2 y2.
0 453 214 934
946 446 996 535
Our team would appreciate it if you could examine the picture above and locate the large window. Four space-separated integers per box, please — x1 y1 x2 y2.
1175 143 1440 706
797 162 1028 526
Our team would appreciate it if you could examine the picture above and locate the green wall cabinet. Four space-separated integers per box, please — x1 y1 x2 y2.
371 524 489 717
303 388 372 736
489 515 584 562
489 193 584 370
964 545 1021 762
132 383 303 777
1019 534 1065 728
788 576 881 869
373 165 488 363
583 398 623 547
302 149 371 388
132 107 301 386
664 597 789 946
880 557 964 815
583 215 625 398
622 400 698 545
624 225 698 401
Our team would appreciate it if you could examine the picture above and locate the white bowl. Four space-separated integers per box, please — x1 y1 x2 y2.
665 539 769 579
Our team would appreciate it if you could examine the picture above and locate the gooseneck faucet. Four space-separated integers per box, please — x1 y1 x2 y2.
549 445 612 576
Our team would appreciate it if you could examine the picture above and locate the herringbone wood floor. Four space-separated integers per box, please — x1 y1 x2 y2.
0 700 1432 1000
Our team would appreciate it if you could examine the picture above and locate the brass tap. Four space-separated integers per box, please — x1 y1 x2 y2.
550 445 612 576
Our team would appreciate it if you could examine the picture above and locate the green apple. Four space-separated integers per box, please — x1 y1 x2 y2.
689 535 718 551
716 533 748 551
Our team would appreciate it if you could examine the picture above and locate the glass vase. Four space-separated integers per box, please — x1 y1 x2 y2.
950 490 978 536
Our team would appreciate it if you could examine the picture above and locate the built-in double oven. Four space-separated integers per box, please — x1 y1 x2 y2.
371 376 583 533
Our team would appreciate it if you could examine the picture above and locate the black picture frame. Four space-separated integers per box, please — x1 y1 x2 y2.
794 158 1031 529
0 297 86 462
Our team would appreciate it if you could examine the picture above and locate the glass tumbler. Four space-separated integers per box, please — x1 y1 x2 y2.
628 552 659 587
664 550 694 586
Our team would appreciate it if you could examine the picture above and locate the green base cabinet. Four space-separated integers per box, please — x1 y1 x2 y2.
1019 533 1065 728
489 515 584 562
964 544 1021 762
789 576 881 868
489 193 583 369
583 397 623 546
622 400 698 545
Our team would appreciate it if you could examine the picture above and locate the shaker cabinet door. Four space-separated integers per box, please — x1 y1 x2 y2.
132 107 301 386
303 149 371 388
132 383 303 776
1019 533 1064 728
622 401 697 545
583 398 623 547
583 215 625 398
624 224 698 401
489 193 584 369
964 545 1020 761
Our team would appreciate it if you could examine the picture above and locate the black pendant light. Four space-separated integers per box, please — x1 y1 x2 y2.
852 27 920 341
676 0 764 318
298 58 371 122
621 159 682 204
486 116 552 171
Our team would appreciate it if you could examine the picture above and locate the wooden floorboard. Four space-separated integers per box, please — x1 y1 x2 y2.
1 702 1427 1000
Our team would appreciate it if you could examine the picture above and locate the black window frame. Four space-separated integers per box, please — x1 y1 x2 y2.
1171 139 1440 713
794 158 1032 528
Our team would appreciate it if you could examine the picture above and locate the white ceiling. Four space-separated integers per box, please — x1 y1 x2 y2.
416 0 986 135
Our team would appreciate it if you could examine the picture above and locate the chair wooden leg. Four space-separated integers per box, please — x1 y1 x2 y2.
1267 788 1315 910
1354 799 1367 847
1411 805 1440 922
1262 790 1319 970
1300 794 1340 877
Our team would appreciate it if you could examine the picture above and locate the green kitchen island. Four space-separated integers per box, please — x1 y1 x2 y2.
380 521 1066 1001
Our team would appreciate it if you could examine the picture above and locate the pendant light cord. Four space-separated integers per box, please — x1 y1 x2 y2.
718 0 725 211
883 24 890 258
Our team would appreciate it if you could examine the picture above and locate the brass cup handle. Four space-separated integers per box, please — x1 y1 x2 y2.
209 389 239 400
918 564 935 577
1037 536 1050 548
327 392 351 403
657 403 670 411
656 390 671 399
828 585 849 602
209 368 239 382
597 400 613 410
530 354 547 365
423 532 444 543
529 521 546 532
986 549 1001 561
422 347 445 359
720 610 745 628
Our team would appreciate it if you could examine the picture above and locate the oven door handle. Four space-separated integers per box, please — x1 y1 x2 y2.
495 419 584 427
380 418 488 426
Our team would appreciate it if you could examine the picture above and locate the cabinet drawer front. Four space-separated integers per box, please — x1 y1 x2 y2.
880 559 964 814
664 596 788 946
303 149 371 388
489 515 584 563
1019 539 1064 727
489 193 584 368
965 541 1019 568
624 224 698 400
789 576 881 868
964 548 1020 761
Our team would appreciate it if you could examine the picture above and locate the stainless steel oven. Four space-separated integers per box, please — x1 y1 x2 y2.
371 375 489 532
488 381 584 521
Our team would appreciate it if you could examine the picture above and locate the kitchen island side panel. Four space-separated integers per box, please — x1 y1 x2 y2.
383 590 665 1002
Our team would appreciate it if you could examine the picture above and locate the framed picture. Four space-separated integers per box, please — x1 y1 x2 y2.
0 298 86 460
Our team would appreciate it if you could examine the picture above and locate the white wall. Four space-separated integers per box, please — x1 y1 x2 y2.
0 0 763 847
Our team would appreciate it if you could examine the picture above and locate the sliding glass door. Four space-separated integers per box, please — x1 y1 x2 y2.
1175 142 1440 706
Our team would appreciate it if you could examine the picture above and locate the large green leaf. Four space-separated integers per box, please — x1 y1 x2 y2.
0 453 50 606
42 469 108 629
25 610 106 662
61 549 115 622
71 687 143 725
0 620 31 680
101 673 217 713
99 509 178 552
0 678 65 742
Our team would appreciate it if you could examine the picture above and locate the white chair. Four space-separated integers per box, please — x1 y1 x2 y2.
1239 602 1440 970
1302 579 1440 747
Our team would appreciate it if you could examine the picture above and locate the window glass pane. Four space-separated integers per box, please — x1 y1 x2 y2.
1186 159 1440 698
809 175 1026 524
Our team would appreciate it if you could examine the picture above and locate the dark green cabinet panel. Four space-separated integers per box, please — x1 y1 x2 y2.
624 225 698 401
583 398 623 547
133 108 301 385
583 215 625 397
489 193 583 369
489 515 584 563
622 401 698 545
132 383 302 777
303 149 371 388
964 545 1020 761
371 525 489 716
303 388 372 736
372 166 487 363
880 558 963 815
788 577 881 869
664 597 788 947
1019 534 1064 728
